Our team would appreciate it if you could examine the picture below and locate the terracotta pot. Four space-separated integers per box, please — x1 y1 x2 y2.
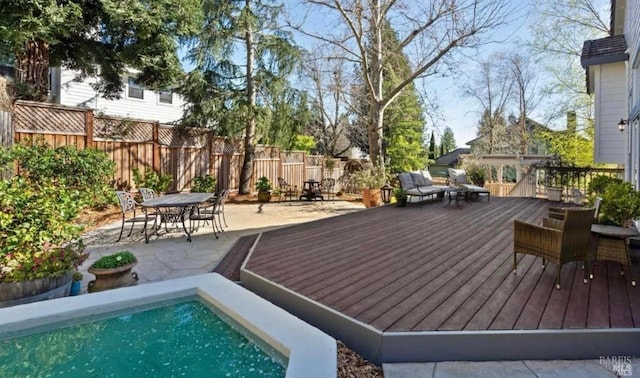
88 262 138 293
362 188 382 208
257 191 272 203
0 273 72 308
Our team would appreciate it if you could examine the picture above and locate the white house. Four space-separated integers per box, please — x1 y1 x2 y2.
48 67 186 124
581 0 640 186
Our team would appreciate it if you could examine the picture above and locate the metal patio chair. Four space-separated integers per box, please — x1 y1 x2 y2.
115 191 153 242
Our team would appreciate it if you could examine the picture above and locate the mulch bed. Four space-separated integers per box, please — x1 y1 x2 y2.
338 341 383 377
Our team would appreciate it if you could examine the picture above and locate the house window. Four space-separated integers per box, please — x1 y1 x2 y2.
158 89 173 104
128 77 143 99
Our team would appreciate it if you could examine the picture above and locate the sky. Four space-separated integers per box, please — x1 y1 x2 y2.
286 0 539 148
419 1 536 147
181 0 564 148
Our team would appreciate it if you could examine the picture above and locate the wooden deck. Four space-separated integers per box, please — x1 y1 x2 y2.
243 197 640 333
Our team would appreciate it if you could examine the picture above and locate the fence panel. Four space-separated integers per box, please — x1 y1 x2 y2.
0 110 12 148
281 162 305 190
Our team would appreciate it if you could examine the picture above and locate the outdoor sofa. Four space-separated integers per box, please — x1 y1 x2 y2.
447 168 491 201
398 170 448 203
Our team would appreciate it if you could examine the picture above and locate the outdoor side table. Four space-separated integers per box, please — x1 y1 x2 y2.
443 187 470 208
590 224 638 286
299 180 323 201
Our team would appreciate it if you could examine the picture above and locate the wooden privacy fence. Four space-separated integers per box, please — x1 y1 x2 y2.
7 100 344 193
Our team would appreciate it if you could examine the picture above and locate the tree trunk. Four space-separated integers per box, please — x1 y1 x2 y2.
239 0 256 195
14 38 50 101
368 102 384 167
368 0 384 168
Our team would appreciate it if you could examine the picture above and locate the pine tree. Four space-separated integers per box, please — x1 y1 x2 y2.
181 0 301 194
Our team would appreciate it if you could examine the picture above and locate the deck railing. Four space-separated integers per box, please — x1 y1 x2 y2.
508 166 624 201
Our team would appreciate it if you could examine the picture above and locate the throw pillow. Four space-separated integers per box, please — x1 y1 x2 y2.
448 168 468 185
410 171 426 187
398 172 416 190
420 170 433 186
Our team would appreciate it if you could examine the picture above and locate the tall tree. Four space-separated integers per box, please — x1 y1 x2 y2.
380 22 426 173
463 52 512 154
529 0 609 126
428 131 436 160
441 127 456 154
508 52 540 154
302 48 355 157
182 0 301 194
295 0 511 167
0 0 201 101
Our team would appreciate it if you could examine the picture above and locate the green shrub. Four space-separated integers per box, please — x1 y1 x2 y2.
132 166 173 193
0 177 87 283
600 181 640 227
191 174 217 193
90 251 137 270
2 141 116 209
587 175 622 197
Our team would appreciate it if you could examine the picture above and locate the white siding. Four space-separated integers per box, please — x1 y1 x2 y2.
56 68 185 124
625 0 640 187
594 63 627 164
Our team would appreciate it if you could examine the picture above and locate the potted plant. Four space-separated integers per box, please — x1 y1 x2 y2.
88 250 138 293
69 271 83 296
394 187 408 207
0 177 88 307
255 176 273 203
354 165 387 208
464 161 486 187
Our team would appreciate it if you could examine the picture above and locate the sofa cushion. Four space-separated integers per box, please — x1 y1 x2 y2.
410 171 426 187
448 168 468 185
420 170 433 186
398 172 416 190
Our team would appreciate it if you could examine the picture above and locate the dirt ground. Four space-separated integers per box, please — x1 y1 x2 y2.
77 196 383 377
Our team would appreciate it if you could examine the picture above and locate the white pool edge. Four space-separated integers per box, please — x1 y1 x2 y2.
0 273 337 378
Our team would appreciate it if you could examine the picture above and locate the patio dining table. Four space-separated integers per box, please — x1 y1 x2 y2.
140 192 215 243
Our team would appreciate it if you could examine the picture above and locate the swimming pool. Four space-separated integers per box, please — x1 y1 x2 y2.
0 274 336 377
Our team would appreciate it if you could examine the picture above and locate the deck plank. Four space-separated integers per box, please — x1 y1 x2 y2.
242 197 640 332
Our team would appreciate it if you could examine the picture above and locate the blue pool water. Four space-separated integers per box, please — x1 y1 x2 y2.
0 300 286 377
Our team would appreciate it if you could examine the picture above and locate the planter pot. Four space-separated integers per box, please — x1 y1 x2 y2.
88 262 138 293
546 187 563 202
69 280 82 296
396 198 408 207
0 273 73 308
257 191 272 203
362 188 382 208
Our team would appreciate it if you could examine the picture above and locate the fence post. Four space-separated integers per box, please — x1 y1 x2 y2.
152 121 160 172
84 109 94 147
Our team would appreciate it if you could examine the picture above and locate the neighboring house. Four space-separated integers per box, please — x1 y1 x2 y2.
1 64 186 124
466 117 552 156
581 0 639 184
49 67 186 124
429 148 470 177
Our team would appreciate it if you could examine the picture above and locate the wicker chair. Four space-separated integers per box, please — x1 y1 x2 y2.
513 207 596 289
547 197 601 221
